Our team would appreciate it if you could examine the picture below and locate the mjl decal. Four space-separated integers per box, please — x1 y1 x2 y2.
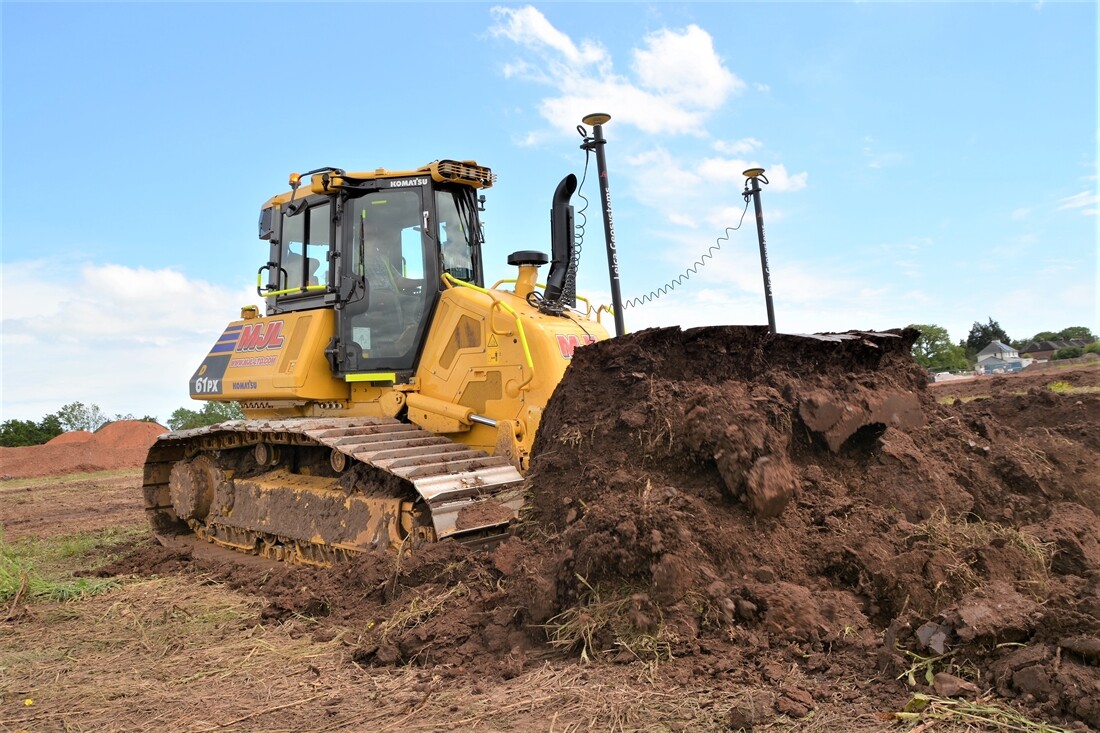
556 334 598 359
236 320 285 352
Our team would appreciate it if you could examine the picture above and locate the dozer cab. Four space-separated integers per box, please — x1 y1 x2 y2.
144 160 610 565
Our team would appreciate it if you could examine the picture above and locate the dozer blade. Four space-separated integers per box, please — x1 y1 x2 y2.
143 418 525 565
786 331 925 450
534 325 927 520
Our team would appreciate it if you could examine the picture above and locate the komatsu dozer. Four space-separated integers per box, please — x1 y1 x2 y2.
144 160 609 565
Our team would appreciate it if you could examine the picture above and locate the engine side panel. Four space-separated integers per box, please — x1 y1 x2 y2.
189 310 347 403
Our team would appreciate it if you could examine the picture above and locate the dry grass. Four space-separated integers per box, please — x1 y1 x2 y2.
936 394 987 404
0 467 142 491
918 507 1053 596
541 578 676 666
377 582 469 639
896 693 1076 732
1 576 360 732
1 572 1073 733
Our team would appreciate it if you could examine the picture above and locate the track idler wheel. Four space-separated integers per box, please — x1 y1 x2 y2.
168 455 223 521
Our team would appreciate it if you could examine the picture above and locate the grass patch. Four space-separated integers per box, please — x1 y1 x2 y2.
0 467 141 490
1047 380 1100 394
377 582 469 639
542 576 677 664
897 693 1075 732
0 525 144 605
936 395 988 405
917 509 1052 598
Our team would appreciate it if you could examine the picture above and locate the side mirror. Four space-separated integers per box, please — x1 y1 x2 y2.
258 208 274 240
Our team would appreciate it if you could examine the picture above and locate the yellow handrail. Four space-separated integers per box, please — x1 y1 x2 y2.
257 273 326 298
487 278 596 317
264 284 327 297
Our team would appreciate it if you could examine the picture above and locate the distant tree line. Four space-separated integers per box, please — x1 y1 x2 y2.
166 402 244 431
1 401 244 447
908 319 1098 372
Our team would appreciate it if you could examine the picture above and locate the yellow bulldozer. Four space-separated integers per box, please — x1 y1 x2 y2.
143 118 920 567
144 156 613 565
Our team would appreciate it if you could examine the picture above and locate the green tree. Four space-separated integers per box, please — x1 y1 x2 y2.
1054 346 1084 360
0 413 64 447
97 413 163 430
1025 327 1096 345
908 324 970 371
56 401 109 432
1057 326 1097 343
965 318 1012 359
1028 331 1059 344
167 402 245 431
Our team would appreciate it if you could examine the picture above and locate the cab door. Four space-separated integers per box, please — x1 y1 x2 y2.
339 184 438 374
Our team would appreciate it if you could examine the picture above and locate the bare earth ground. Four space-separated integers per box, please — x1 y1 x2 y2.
2 332 1099 732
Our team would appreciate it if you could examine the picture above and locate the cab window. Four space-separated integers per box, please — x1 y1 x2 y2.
435 190 475 282
279 202 330 294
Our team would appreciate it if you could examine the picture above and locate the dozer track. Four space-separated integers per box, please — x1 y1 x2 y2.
143 418 525 565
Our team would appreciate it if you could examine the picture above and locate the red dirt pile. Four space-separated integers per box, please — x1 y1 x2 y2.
0 421 167 479
110 326 1100 729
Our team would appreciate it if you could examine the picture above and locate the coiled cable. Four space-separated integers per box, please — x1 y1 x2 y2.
621 196 751 309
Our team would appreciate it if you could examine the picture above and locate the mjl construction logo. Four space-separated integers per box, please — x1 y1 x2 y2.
236 321 285 352
556 334 598 359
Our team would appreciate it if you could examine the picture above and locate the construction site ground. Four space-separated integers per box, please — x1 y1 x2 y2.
2 329 1098 732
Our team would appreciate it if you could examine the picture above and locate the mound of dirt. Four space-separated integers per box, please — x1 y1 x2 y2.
0 421 167 479
47 430 93 445
107 326 1100 729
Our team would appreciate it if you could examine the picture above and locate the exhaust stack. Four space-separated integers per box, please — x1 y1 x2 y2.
543 174 578 310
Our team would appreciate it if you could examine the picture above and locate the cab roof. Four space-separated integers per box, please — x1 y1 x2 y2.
262 160 495 210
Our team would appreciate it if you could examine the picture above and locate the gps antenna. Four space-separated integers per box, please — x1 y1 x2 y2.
580 113 625 337
743 168 776 334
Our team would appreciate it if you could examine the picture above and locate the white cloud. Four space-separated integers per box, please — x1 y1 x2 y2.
630 25 743 109
622 146 705 227
697 157 808 192
538 84 708 136
614 146 804 243
1010 207 1031 220
1 260 255 423
489 6 744 136
862 136 904 169
489 5 609 69
713 137 762 155
704 203 755 231
620 255 929 335
1057 190 1099 215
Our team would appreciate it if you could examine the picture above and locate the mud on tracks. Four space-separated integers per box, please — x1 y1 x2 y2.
107 327 1100 729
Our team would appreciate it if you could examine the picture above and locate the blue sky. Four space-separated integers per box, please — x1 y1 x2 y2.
2 2 1097 424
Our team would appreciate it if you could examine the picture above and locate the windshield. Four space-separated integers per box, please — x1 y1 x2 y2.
435 189 477 282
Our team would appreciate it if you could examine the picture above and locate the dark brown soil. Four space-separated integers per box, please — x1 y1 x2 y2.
101 327 1100 730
